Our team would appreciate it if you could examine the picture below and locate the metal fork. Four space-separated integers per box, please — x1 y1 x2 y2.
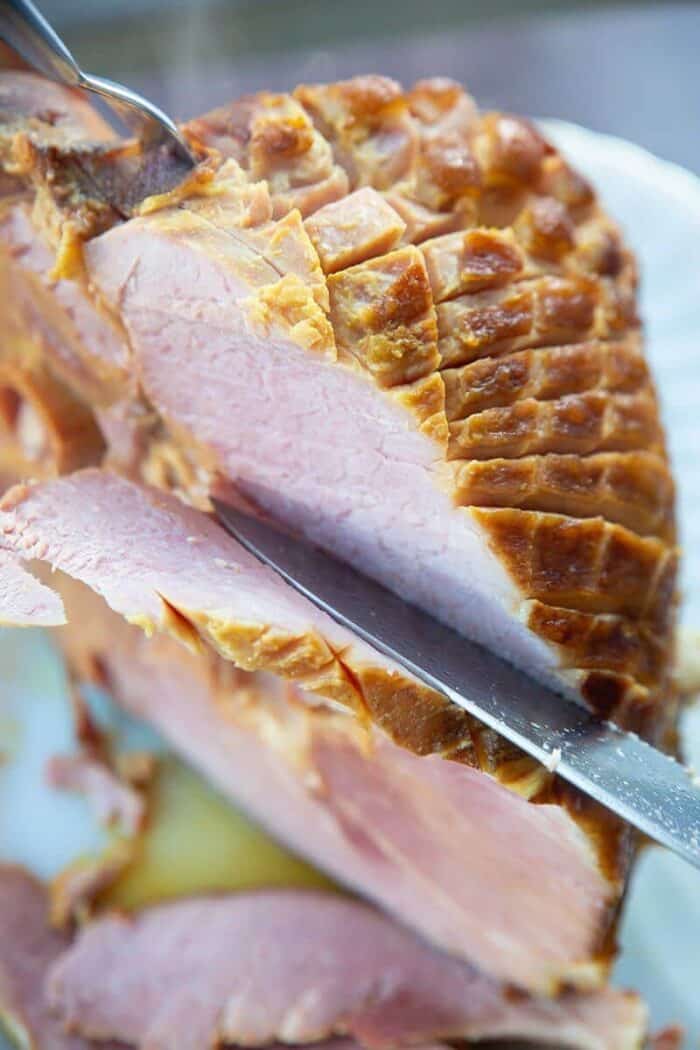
0 0 196 166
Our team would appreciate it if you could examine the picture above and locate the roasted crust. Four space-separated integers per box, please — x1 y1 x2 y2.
442 339 650 420
473 508 675 620
328 245 440 387
452 452 674 539
436 274 637 369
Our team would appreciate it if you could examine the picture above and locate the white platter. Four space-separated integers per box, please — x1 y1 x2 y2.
1 120 699 1041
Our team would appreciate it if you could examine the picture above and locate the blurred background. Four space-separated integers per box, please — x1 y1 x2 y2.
6 0 700 173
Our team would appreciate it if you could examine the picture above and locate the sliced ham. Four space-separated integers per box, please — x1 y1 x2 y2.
46 566 621 995
46 891 648 1050
0 468 504 759
0 868 451 1050
0 865 97 1049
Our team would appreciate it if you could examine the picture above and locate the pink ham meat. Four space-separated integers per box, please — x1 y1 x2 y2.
47 891 647 1050
0 549 65 626
0 867 461 1050
0 865 102 1050
0 469 620 993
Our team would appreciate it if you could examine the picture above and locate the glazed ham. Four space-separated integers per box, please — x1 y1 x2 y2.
0 74 677 727
47 891 647 1050
0 71 681 1043
81 179 675 724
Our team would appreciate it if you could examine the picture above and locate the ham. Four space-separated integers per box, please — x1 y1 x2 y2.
46 566 619 995
0 865 105 1050
46 891 648 1050
0 70 681 1036
83 189 674 720
13 864 636 1050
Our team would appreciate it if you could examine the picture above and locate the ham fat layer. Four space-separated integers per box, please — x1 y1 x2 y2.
0 73 677 733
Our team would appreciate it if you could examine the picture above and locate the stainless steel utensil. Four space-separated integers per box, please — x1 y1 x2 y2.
0 0 195 166
214 498 700 871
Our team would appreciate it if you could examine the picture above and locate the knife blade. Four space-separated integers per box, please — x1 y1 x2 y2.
213 499 700 870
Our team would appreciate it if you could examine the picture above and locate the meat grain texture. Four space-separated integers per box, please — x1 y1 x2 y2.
0 71 681 1047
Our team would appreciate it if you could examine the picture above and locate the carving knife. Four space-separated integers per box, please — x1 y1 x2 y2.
214 499 700 871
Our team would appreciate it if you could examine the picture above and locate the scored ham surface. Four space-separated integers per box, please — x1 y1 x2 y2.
0 71 680 1040
46 890 647 1050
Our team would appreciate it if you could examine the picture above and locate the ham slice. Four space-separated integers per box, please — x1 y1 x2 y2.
46 891 648 1050
0 865 105 1050
2 866 565 1050
0 471 621 992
